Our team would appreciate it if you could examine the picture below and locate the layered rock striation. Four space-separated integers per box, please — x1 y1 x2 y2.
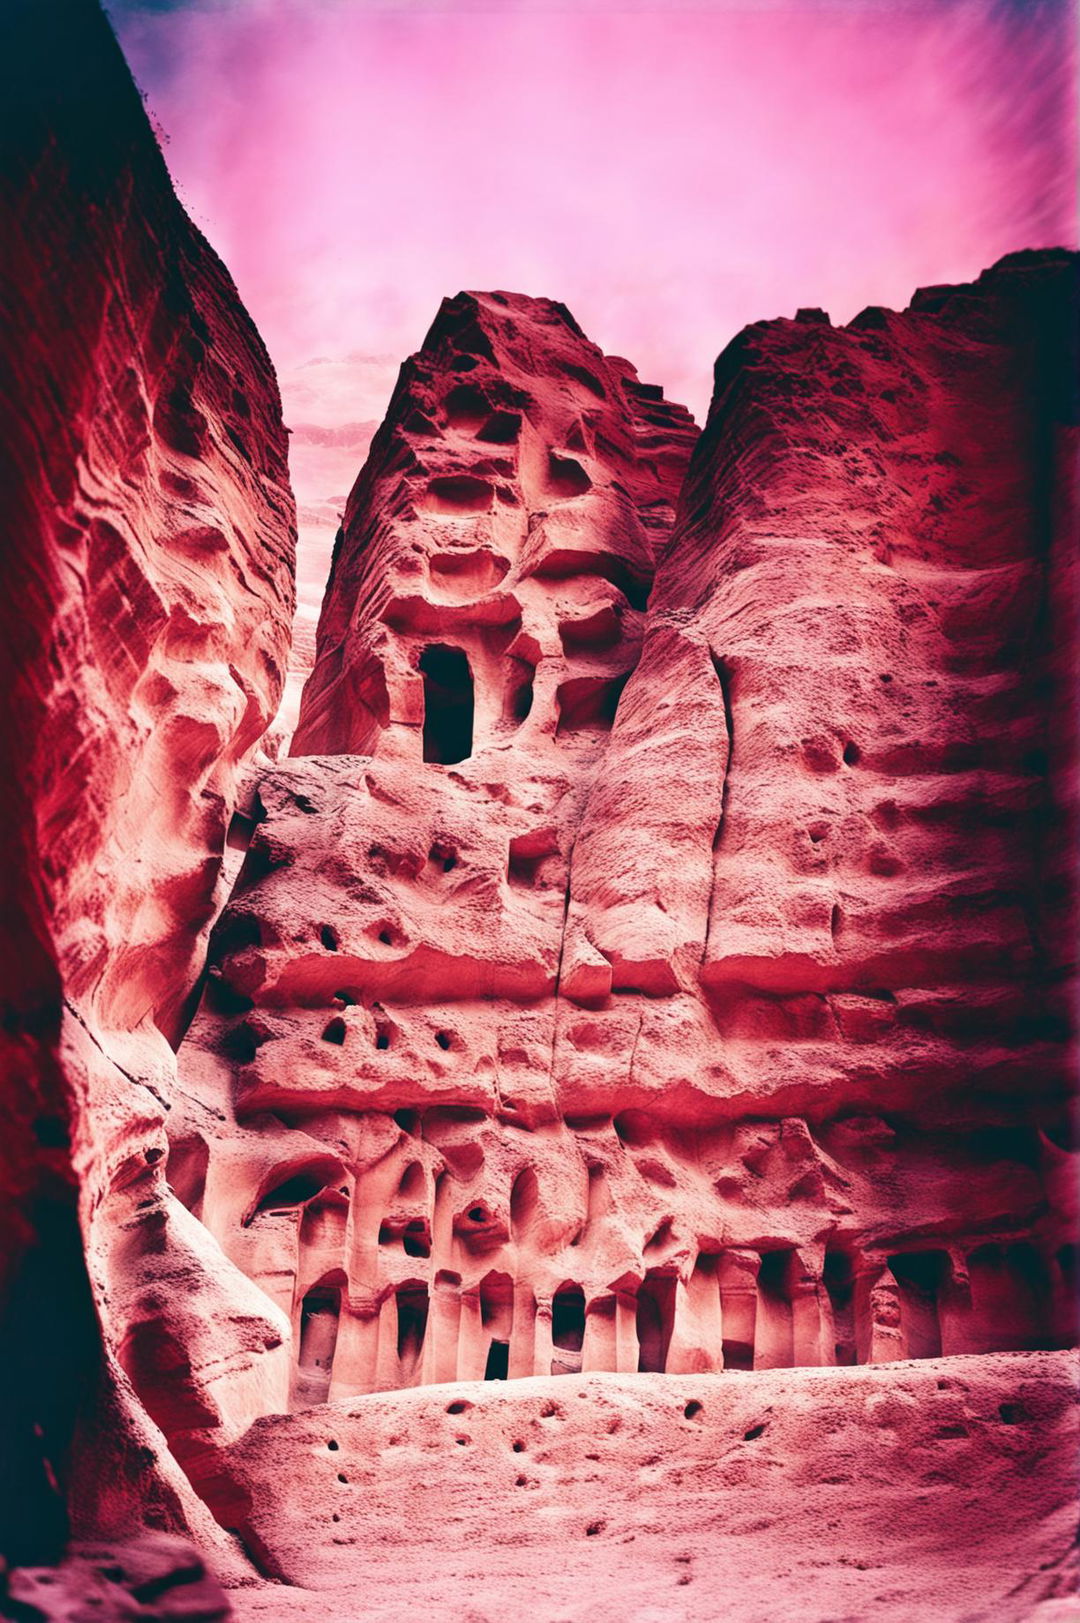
0 0 295 1569
175 256 1076 1504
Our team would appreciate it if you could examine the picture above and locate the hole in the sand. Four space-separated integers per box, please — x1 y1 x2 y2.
327 1440 339 1451
319 924 339 951
744 1423 767 1441
684 1400 703 1419
843 741 861 766
436 1031 453 1051
586 1520 605 1536
321 1017 347 1045
446 1400 470 1415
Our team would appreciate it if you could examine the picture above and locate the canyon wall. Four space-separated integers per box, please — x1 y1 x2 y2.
175 255 1076 1525
0 0 295 1576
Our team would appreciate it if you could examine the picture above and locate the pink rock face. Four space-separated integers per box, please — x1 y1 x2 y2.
0 0 295 1567
174 258 1076 1544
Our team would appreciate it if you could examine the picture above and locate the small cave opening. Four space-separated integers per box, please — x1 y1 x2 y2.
823 1249 857 1366
420 644 474 764
402 1222 431 1260
484 1339 510 1380
636 1272 675 1373
555 672 630 737
299 1286 341 1388
888 1250 947 1359
480 1272 515 1372
251 1163 335 1221
504 656 535 728
396 1284 430 1377
552 1284 586 1353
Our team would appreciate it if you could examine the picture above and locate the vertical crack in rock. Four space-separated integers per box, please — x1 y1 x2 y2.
702 650 735 964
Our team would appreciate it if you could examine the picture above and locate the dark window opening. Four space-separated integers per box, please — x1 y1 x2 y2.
888 1250 947 1360
396 1285 429 1374
255 1167 331 1217
484 1339 510 1380
421 644 474 764
824 1249 857 1366
552 1285 586 1352
321 1017 347 1045
504 656 535 727
722 1340 754 1371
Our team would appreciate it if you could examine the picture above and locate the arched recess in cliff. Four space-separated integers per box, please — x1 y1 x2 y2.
420 644 474 763
297 1274 345 1400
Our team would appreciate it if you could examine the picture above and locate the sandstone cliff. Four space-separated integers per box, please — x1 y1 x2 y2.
0 0 296 1572
170 259 1076 1614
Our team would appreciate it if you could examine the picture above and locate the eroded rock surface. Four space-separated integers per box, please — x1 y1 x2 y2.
224 1353 1078 1623
0 0 295 1567
174 258 1076 1492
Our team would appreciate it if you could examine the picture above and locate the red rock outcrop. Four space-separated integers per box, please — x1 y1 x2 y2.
169 256 1076 1615
0 0 295 1575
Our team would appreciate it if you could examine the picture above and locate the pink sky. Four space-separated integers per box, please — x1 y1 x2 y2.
112 0 1075 429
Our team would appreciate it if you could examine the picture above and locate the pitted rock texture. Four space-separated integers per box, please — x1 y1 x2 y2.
224 1355 1077 1623
173 257 1076 1478
291 290 696 761
0 0 295 1566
